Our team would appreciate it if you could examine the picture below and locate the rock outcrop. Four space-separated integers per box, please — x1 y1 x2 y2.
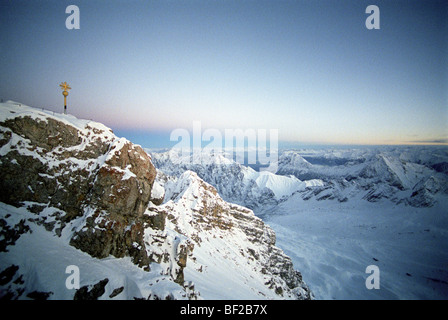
0 110 156 218
0 102 158 267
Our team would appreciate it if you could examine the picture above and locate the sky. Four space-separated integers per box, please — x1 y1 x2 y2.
0 0 447 148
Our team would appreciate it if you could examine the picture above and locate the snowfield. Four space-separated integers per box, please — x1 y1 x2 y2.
265 196 448 299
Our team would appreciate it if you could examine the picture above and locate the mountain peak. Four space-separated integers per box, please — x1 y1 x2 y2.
0 101 312 300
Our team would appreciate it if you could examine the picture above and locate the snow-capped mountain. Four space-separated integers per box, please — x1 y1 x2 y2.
150 149 324 210
275 147 448 207
0 101 311 300
150 146 448 211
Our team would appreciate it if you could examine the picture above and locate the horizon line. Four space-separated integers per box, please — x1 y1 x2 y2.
2 100 446 148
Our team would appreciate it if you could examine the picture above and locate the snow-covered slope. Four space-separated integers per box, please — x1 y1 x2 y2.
258 148 448 299
0 201 187 300
148 171 312 299
265 194 448 300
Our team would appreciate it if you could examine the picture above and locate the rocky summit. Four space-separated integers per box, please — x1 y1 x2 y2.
0 101 312 300
0 101 157 269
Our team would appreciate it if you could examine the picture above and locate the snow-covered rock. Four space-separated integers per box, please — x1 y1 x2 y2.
148 171 312 299
0 101 157 219
0 101 158 269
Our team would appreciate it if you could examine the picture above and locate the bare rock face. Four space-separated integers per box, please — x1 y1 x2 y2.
90 139 157 217
69 208 152 269
0 115 111 219
0 115 156 219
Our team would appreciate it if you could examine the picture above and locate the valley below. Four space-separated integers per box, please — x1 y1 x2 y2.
263 198 448 299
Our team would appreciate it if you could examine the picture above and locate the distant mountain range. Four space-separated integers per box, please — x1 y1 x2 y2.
150 145 448 212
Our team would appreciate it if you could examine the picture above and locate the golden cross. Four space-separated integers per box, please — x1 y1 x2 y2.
59 82 71 91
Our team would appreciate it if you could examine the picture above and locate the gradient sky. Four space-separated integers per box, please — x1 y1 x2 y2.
0 0 447 147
